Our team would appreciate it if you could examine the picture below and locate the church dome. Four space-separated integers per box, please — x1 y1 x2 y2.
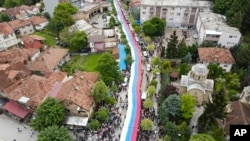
191 64 209 75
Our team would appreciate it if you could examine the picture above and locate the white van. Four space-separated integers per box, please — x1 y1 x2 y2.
122 76 128 86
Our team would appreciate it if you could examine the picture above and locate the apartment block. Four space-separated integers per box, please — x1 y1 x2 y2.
140 0 212 28
196 12 241 48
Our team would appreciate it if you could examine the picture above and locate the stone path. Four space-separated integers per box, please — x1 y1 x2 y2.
190 106 204 134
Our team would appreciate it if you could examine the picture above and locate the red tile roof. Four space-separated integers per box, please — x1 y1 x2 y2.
29 16 48 25
3 100 29 119
28 48 69 72
0 48 39 65
0 22 14 34
55 72 99 111
8 19 32 30
198 47 235 64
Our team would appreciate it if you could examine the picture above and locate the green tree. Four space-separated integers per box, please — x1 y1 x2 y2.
150 16 166 36
208 127 225 141
152 56 161 67
161 60 172 73
134 26 141 34
31 97 65 131
97 53 123 86
207 63 223 79
179 63 189 77
0 13 10 22
162 121 179 140
125 54 133 67
152 67 160 76
237 44 250 68
178 122 192 141
59 27 75 45
47 19 64 38
167 30 179 59
124 44 131 54
0 0 4 7
164 135 171 141
4 0 22 8
109 16 116 28
178 38 188 58
180 93 196 120
161 94 181 119
88 119 100 130
140 118 154 131
69 31 87 52
146 44 155 55
37 126 73 141
143 98 154 109
147 85 156 98
95 107 109 122
53 2 77 35
150 79 158 87
92 80 109 105
142 22 156 37
227 73 240 90
144 36 151 44
189 134 215 141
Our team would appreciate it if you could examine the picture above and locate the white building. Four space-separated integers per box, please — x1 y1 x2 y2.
180 64 214 105
196 12 241 48
0 22 20 51
8 19 34 36
198 47 235 72
140 0 212 28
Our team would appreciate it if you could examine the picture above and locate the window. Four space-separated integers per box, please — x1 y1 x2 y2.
3 35 8 39
233 35 237 38
224 64 228 67
142 12 146 14
169 18 173 21
229 35 233 38
143 6 146 9
162 8 167 11
184 13 188 16
177 13 181 16
150 12 154 14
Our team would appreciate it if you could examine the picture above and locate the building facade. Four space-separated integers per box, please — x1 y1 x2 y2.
196 12 241 48
0 22 20 51
140 0 212 28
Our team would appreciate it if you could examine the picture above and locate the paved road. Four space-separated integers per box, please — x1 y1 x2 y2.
0 114 38 141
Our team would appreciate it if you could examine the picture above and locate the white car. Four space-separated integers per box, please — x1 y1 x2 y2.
122 76 129 87
146 64 151 71
143 51 148 57
135 36 139 42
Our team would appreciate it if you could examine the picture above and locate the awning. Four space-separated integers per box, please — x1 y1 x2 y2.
3 101 29 119
63 116 89 127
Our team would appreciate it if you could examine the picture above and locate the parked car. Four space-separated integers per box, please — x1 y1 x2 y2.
146 64 151 71
142 51 148 57
122 76 129 87
79 48 91 53
135 36 139 42
91 21 98 25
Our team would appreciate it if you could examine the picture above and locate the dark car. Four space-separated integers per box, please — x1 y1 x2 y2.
79 48 91 53
91 21 98 25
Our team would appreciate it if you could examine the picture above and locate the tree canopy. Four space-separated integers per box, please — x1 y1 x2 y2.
69 31 87 52
31 97 65 131
167 30 179 59
143 98 154 109
161 94 181 119
212 0 250 34
92 80 109 105
180 93 196 120
0 13 10 22
53 2 78 22
142 17 166 37
140 118 154 131
97 53 123 87
37 126 73 141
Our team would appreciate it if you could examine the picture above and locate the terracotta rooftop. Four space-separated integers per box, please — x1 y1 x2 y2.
5 5 39 16
8 19 32 30
0 62 31 93
29 16 48 25
0 48 39 65
226 101 250 135
198 47 235 64
6 75 54 108
21 35 45 47
28 48 69 72
0 22 14 34
55 72 99 111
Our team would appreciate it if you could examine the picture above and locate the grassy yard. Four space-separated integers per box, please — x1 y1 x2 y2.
62 53 105 75
34 31 56 46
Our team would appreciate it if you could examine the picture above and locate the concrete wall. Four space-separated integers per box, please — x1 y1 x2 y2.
218 31 241 48
0 33 19 51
